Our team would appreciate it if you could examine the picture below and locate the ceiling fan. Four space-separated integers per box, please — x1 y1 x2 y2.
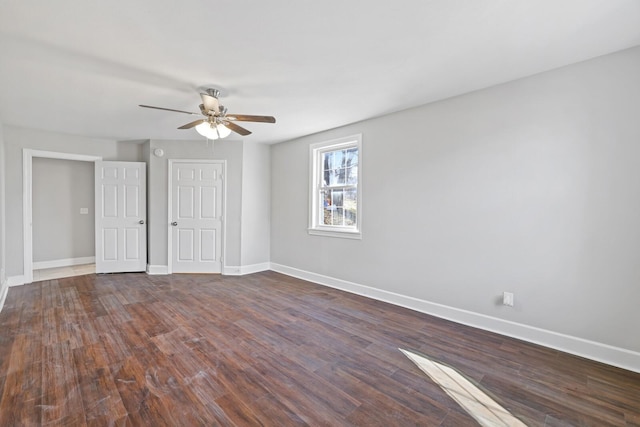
139 88 276 139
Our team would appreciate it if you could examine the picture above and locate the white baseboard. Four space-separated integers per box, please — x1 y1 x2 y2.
222 265 240 275
223 262 270 276
270 263 640 374
33 256 95 270
7 275 26 287
147 265 169 275
241 262 271 275
0 278 8 313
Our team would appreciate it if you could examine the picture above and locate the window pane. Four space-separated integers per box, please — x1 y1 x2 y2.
325 151 334 169
332 207 345 225
323 204 336 225
338 167 346 185
346 148 358 167
331 189 344 208
327 150 344 169
347 166 358 185
328 168 345 186
344 188 357 226
328 169 337 186
345 188 357 203
323 206 332 225
322 189 333 225
339 150 347 168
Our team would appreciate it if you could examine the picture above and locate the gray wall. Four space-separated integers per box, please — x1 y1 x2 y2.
146 139 244 268
32 158 94 263
271 46 640 353
3 125 143 277
241 142 271 267
0 123 6 286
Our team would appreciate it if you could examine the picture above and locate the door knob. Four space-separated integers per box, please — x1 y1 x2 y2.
171 221 178 226
139 220 145 224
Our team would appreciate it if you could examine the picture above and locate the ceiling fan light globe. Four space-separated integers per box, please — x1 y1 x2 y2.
195 123 218 139
195 122 231 140
217 124 232 138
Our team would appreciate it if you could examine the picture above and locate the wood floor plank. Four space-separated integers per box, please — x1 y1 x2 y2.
235 338 362 423
144 341 225 424
72 343 128 426
214 393 267 426
75 276 108 318
0 363 43 426
0 332 43 425
110 354 181 426
125 303 175 338
0 271 639 425
41 341 86 426
94 317 133 366
98 294 132 324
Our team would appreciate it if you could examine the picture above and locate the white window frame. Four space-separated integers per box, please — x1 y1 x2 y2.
308 134 362 239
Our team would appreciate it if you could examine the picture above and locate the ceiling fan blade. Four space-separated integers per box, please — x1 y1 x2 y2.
178 119 206 129
226 114 276 123
224 121 252 136
139 104 199 115
200 93 220 113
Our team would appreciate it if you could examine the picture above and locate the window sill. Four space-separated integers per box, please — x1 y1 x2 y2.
308 228 362 240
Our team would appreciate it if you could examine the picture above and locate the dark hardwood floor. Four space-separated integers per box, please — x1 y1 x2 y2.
0 271 639 426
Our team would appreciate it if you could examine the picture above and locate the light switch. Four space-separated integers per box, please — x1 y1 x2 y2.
503 292 514 307
80 208 89 215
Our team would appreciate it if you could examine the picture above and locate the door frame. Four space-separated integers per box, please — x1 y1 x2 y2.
167 159 227 275
22 149 102 284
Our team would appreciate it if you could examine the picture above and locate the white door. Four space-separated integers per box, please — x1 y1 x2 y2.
95 161 147 273
170 161 223 273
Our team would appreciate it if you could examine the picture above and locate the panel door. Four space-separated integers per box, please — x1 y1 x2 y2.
95 161 147 273
170 162 223 273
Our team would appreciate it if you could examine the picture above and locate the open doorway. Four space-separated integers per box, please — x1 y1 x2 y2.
32 157 96 281
23 150 102 283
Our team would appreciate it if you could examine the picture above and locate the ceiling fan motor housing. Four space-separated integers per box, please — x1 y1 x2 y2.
205 88 220 99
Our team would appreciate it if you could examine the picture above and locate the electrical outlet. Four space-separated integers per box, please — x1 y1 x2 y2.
80 208 89 215
503 292 514 307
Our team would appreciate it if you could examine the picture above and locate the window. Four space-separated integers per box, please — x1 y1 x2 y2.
309 134 362 239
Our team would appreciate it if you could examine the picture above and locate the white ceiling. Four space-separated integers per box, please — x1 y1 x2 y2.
1 1 639 144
